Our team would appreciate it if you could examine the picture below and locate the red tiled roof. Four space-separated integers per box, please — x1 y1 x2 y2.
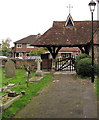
32 21 99 47
59 47 80 52
14 35 40 44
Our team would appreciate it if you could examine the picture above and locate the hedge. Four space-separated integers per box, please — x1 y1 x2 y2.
75 53 90 71
76 57 92 77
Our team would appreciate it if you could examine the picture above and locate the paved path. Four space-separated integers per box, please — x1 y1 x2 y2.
14 72 97 118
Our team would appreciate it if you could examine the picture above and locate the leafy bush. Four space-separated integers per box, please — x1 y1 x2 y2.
76 58 92 77
30 49 43 56
76 53 89 62
75 53 90 71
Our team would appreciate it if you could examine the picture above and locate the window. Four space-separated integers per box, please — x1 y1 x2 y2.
27 44 34 48
17 44 22 48
19 53 23 57
16 53 23 57
26 53 30 56
61 53 71 58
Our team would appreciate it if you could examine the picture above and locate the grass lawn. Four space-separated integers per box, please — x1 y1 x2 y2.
0 68 34 96
94 77 99 100
2 68 32 86
1 68 53 118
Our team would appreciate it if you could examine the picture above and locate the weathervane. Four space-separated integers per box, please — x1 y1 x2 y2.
66 4 73 14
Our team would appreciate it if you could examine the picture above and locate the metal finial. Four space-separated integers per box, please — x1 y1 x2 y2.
66 4 73 14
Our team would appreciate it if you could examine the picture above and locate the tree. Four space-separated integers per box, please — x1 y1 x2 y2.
30 49 43 56
1 38 12 56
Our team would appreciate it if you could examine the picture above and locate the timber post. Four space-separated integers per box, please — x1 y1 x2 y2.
51 59 56 71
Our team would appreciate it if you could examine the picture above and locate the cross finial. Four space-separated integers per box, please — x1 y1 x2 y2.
66 4 73 14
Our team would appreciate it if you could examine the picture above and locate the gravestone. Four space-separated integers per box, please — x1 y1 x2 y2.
24 72 29 78
35 58 43 77
5 60 15 77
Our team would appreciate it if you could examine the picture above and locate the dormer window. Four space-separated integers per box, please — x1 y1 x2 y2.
65 14 74 27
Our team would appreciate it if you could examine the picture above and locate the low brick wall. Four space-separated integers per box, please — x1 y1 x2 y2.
15 59 37 70
0 58 52 71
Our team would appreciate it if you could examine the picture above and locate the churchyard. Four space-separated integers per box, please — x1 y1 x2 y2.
0 53 99 118
0 59 53 118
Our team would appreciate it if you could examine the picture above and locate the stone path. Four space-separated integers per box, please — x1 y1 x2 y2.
14 72 97 118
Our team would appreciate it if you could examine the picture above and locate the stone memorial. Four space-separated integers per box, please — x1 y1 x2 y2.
5 60 15 77
24 72 29 78
35 58 43 77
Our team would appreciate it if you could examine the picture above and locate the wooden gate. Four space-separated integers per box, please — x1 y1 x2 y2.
55 56 75 71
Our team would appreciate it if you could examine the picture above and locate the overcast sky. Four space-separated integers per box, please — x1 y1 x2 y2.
0 0 98 46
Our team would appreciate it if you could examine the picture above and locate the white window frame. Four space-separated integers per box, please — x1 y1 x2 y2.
19 53 23 57
17 44 22 48
27 44 34 48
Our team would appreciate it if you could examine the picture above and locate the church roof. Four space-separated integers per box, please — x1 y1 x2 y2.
32 20 99 47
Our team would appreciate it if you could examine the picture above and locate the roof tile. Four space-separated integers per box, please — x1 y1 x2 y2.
32 21 99 47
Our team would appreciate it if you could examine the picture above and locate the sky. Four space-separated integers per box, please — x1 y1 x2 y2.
0 0 98 47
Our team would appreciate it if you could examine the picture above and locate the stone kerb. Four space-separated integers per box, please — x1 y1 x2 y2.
1 94 22 110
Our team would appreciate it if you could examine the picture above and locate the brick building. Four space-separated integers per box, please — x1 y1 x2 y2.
58 47 80 58
13 34 41 58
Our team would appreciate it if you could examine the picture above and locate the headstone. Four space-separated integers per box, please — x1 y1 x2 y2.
5 60 15 77
24 72 29 78
35 58 43 77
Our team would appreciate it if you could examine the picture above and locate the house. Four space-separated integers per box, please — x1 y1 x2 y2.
58 47 80 58
13 34 41 58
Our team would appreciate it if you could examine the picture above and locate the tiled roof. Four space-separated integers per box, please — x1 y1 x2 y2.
14 35 40 44
59 47 80 52
32 21 99 47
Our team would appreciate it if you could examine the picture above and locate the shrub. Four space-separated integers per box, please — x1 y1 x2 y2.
76 57 92 77
30 49 43 56
75 53 90 71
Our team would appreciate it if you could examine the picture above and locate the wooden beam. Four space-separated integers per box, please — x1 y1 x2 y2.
46 46 62 59
79 46 85 53
84 45 90 55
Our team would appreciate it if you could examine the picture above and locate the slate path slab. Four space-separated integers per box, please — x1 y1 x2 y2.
14 72 97 118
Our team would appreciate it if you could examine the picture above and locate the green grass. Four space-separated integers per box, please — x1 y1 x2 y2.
0 68 35 96
1 69 53 118
2 69 33 86
94 77 99 100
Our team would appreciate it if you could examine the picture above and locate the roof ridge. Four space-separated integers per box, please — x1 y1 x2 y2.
14 35 38 44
